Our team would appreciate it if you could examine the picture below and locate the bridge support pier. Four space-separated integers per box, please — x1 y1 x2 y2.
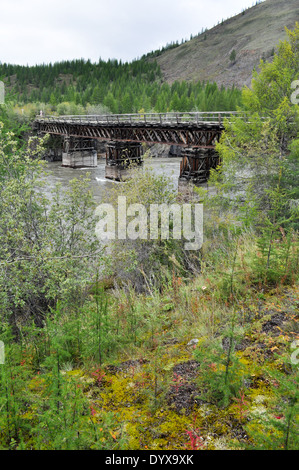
105 141 143 181
42 135 63 162
62 137 97 168
179 148 220 184
178 147 220 198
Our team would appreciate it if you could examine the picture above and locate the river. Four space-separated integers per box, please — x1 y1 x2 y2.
42 156 182 204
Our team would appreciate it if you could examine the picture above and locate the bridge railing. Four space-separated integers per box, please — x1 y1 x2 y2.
35 111 244 125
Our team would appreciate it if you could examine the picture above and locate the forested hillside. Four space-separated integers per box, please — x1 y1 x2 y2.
0 57 241 117
154 0 299 87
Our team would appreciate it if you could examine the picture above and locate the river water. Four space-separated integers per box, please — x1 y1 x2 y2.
42 157 181 204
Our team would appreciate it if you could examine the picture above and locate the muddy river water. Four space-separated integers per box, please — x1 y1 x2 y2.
43 157 182 204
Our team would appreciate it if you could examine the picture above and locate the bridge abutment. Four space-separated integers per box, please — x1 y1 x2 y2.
62 137 97 168
105 141 143 181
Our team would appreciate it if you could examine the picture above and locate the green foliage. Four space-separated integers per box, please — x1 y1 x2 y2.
244 359 299 450
194 316 248 407
251 170 298 287
229 50 237 64
202 24 299 290
0 123 101 332
0 322 124 449
101 164 201 293
241 23 299 152
0 98 29 143
287 138 299 208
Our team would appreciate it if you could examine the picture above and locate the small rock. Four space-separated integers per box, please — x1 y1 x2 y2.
187 338 199 347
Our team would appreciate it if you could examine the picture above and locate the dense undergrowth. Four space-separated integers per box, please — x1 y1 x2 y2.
0 149 297 449
0 256 298 450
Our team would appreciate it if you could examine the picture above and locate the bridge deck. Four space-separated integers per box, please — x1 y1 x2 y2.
35 111 241 126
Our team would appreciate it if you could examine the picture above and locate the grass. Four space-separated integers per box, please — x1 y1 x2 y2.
72 277 299 450
1 251 297 450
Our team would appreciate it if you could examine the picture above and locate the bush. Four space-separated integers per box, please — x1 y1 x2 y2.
100 163 201 293
0 123 102 334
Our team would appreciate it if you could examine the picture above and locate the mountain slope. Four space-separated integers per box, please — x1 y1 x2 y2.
154 0 299 88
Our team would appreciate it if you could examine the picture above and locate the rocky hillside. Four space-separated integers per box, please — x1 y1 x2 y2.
154 0 299 88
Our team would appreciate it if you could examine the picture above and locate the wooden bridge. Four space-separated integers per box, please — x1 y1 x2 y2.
33 112 240 182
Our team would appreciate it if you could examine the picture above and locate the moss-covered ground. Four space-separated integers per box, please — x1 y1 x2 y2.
1 273 298 450
69 281 299 450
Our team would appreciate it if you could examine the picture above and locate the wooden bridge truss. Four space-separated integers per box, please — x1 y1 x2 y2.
63 136 97 153
106 141 143 168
